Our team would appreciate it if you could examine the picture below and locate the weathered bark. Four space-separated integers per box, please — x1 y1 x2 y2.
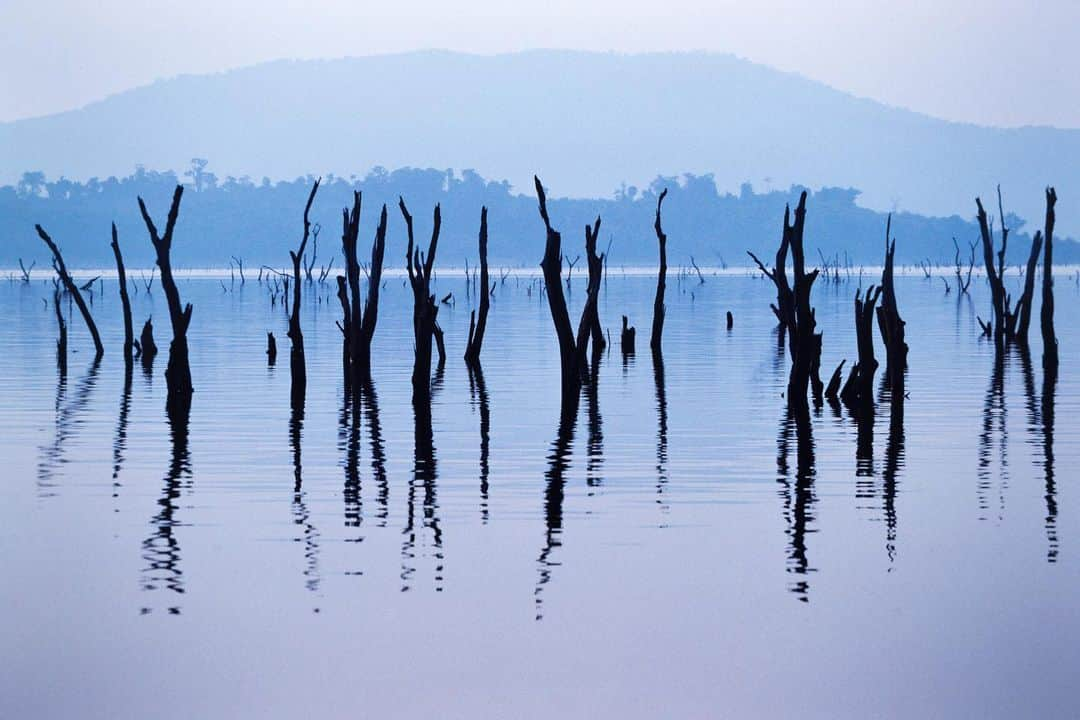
137 186 191 406
650 189 669 355
1041 187 1058 369
401 197 442 399
109 223 134 363
36 225 103 360
535 176 581 399
288 180 320 408
464 207 490 366
875 216 908 393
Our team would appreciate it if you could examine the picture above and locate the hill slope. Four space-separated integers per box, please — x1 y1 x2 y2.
2 50 1077 234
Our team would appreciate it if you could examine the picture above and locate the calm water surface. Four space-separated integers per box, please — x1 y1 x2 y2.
1 270 1078 717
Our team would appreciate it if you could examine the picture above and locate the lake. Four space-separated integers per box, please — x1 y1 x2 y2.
1 268 1077 718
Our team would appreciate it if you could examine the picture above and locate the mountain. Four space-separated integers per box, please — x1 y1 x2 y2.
1 50 1077 237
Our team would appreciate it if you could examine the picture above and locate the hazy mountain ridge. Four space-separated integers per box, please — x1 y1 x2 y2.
1 50 1077 236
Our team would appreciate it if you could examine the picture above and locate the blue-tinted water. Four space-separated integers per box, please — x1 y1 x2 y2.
1 269 1078 717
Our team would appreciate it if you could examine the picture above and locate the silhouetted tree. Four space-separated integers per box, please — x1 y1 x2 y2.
109 223 134 363
138 186 192 406
464 206 490 366
36 224 104 360
287 180 320 408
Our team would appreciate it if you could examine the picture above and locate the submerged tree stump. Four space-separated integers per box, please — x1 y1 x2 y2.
137 185 191 406
840 285 883 409
621 316 636 354
267 332 277 366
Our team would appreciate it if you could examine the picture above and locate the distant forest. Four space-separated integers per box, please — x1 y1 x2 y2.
3 162 1074 270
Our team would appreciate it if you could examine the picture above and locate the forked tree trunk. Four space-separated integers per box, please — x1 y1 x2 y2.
575 216 604 368
339 193 388 389
401 198 442 399
876 216 908 392
464 207 491 366
137 186 191 406
841 285 882 408
534 176 581 399
975 189 1007 349
786 193 821 406
287 180 320 408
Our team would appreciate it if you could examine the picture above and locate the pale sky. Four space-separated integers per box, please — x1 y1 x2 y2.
2 0 1078 128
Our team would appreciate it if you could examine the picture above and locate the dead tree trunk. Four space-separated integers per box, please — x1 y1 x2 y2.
786 193 821 406
747 225 795 349
464 206 490 366
584 216 606 358
1013 231 1043 343
339 193 388 388
137 186 192 406
401 197 441 399
747 193 818 403
650 189 669 355
52 282 67 373
36 225 104 360
876 216 908 393
575 216 604 368
288 180 320 408
535 176 581 399
1041 187 1058 369
841 285 883 408
109 223 134 364
975 189 1007 349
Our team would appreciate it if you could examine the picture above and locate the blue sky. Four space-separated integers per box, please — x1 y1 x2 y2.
2 0 1078 128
